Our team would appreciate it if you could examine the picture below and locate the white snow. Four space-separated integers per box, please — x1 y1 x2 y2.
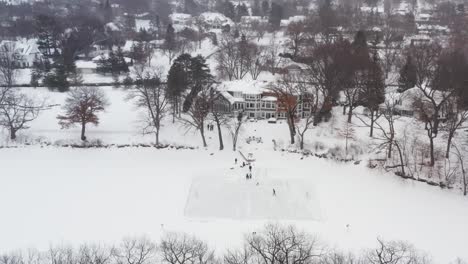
0 147 468 263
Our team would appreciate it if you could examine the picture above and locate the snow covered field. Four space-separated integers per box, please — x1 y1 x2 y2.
0 86 467 263
1 147 468 263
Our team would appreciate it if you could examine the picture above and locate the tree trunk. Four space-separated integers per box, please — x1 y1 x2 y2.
347 107 353 123
288 114 295 145
299 134 304 150
342 105 346 115
429 134 435 167
445 132 454 159
395 142 405 176
370 110 374 137
155 126 160 146
81 122 87 141
387 139 393 159
215 117 224 150
200 127 207 147
10 129 16 140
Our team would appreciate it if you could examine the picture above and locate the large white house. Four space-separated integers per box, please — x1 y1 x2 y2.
214 80 312 119
0 39 42 68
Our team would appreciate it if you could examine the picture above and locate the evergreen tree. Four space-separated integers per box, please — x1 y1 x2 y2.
235 3 249 22
183 55 213 112
44 58 70 92
35 14 61 57
269 3 283 30
398 55 417 92
184 0 200 15
261 0 270 16
223 0 236 20
165 24 176 47
103 0 113 23
252 0 261 16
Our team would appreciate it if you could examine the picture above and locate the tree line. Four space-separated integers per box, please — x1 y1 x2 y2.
0 224 453 264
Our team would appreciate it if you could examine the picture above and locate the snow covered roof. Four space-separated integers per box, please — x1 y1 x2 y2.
105 22 121 32
199 12 233 26
135 19 151 31
240 16 268 24
220 91 245 104
169 13 192 23
76 60 97 69
92 54 132 63
261 96 277 102
218 80 270 95
280 15 306 27
0 39 41 56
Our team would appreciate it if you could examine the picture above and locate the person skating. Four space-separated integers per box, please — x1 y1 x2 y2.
249 164 252 172
272 188 276 196
235 158 237 164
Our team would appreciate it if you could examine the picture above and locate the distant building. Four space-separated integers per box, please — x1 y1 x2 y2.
198 12 233 30
214 81 312 119
0 39 42 68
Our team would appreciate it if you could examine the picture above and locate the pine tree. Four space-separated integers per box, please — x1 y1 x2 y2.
269 3 283 30
398 55 417 92
261 0 270 16
223 0 236 20
44 58 70 92
183 55 213 112
252 0 261 16
235 3 249 22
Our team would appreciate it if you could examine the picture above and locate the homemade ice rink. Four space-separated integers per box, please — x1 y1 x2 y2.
184 167 322 220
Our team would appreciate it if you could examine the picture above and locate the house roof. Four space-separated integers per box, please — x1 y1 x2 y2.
76 60 97 69
0 39 41 56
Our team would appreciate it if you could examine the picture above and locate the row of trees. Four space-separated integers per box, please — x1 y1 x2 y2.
0 224 443 264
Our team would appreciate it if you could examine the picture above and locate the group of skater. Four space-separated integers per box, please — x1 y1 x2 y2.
234 157 276 196
206 123 215 131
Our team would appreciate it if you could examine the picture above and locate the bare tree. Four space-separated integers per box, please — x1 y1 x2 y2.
246 224 323 264
0 44 17 89
452 143 467 196
180 88 212 147
286 21 308 58
128 66 168 145
408 42 447 167
319 251 361 264
305 40 351 125
116 237 156 264
249 46 266 80
0 252 24 264
264 35 283 75
338 120 356 158
57 87 109 141
366 238 431 264
77 244 114 264
216 34 241 81
441 99 468 159
227 111 246 151
0 90 46 140
48 246 77 264
216 34 254 81
160 232 214 264
380 26 403 80
224 246 252 264
210 89 229 151
0 45 17 108
269 72 306 145
371 93 406 176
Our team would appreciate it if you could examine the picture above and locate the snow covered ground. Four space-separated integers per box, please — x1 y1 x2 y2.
1 80 467 263
1 147 468 263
